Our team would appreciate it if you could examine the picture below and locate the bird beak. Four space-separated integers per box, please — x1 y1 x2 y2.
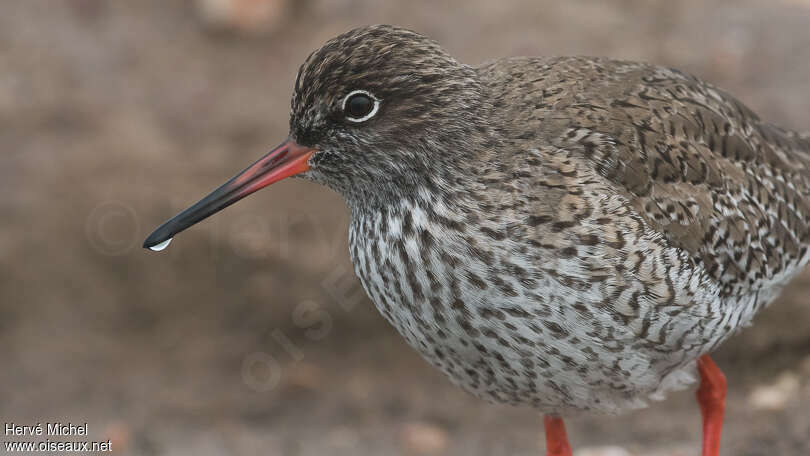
143 138 315 251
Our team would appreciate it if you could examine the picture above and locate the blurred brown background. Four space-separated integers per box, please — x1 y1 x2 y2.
1 1 810 455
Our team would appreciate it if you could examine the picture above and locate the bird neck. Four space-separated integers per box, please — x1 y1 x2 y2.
342 166 456 219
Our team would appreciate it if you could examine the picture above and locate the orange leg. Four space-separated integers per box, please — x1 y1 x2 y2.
543 415 573 456
696 355 727 456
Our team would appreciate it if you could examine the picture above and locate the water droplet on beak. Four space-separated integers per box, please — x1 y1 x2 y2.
148 238 172 252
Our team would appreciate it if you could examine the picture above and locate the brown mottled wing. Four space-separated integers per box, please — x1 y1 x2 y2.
540 58 810 296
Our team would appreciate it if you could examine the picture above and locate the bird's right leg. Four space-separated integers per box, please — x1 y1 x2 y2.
696 354 727 456
543 415 573 456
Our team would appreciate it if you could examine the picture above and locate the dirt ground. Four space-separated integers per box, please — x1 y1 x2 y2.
1 1 809 455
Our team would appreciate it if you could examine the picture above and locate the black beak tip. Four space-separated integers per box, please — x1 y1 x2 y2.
143 225 172 250
142 233 161 250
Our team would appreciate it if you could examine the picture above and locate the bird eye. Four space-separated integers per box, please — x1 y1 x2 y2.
343 90 379 123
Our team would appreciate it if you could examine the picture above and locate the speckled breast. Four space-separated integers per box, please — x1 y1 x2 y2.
344 189 769 414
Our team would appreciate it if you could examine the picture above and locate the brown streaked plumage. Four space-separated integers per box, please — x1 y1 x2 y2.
144 25 810 456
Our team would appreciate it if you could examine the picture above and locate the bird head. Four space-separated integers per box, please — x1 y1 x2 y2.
143 25 485 251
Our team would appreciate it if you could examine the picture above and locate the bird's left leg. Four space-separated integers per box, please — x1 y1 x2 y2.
696 354 727 456
543 415 572 456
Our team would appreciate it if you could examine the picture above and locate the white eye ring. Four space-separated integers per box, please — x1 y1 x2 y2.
342 90 380 123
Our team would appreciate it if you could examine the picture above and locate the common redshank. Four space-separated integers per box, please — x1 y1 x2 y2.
144 25 810 455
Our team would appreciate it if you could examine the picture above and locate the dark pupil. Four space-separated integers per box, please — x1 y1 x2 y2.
347 94 373 118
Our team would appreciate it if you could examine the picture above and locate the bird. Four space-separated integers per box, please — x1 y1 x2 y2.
143 25 810 456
